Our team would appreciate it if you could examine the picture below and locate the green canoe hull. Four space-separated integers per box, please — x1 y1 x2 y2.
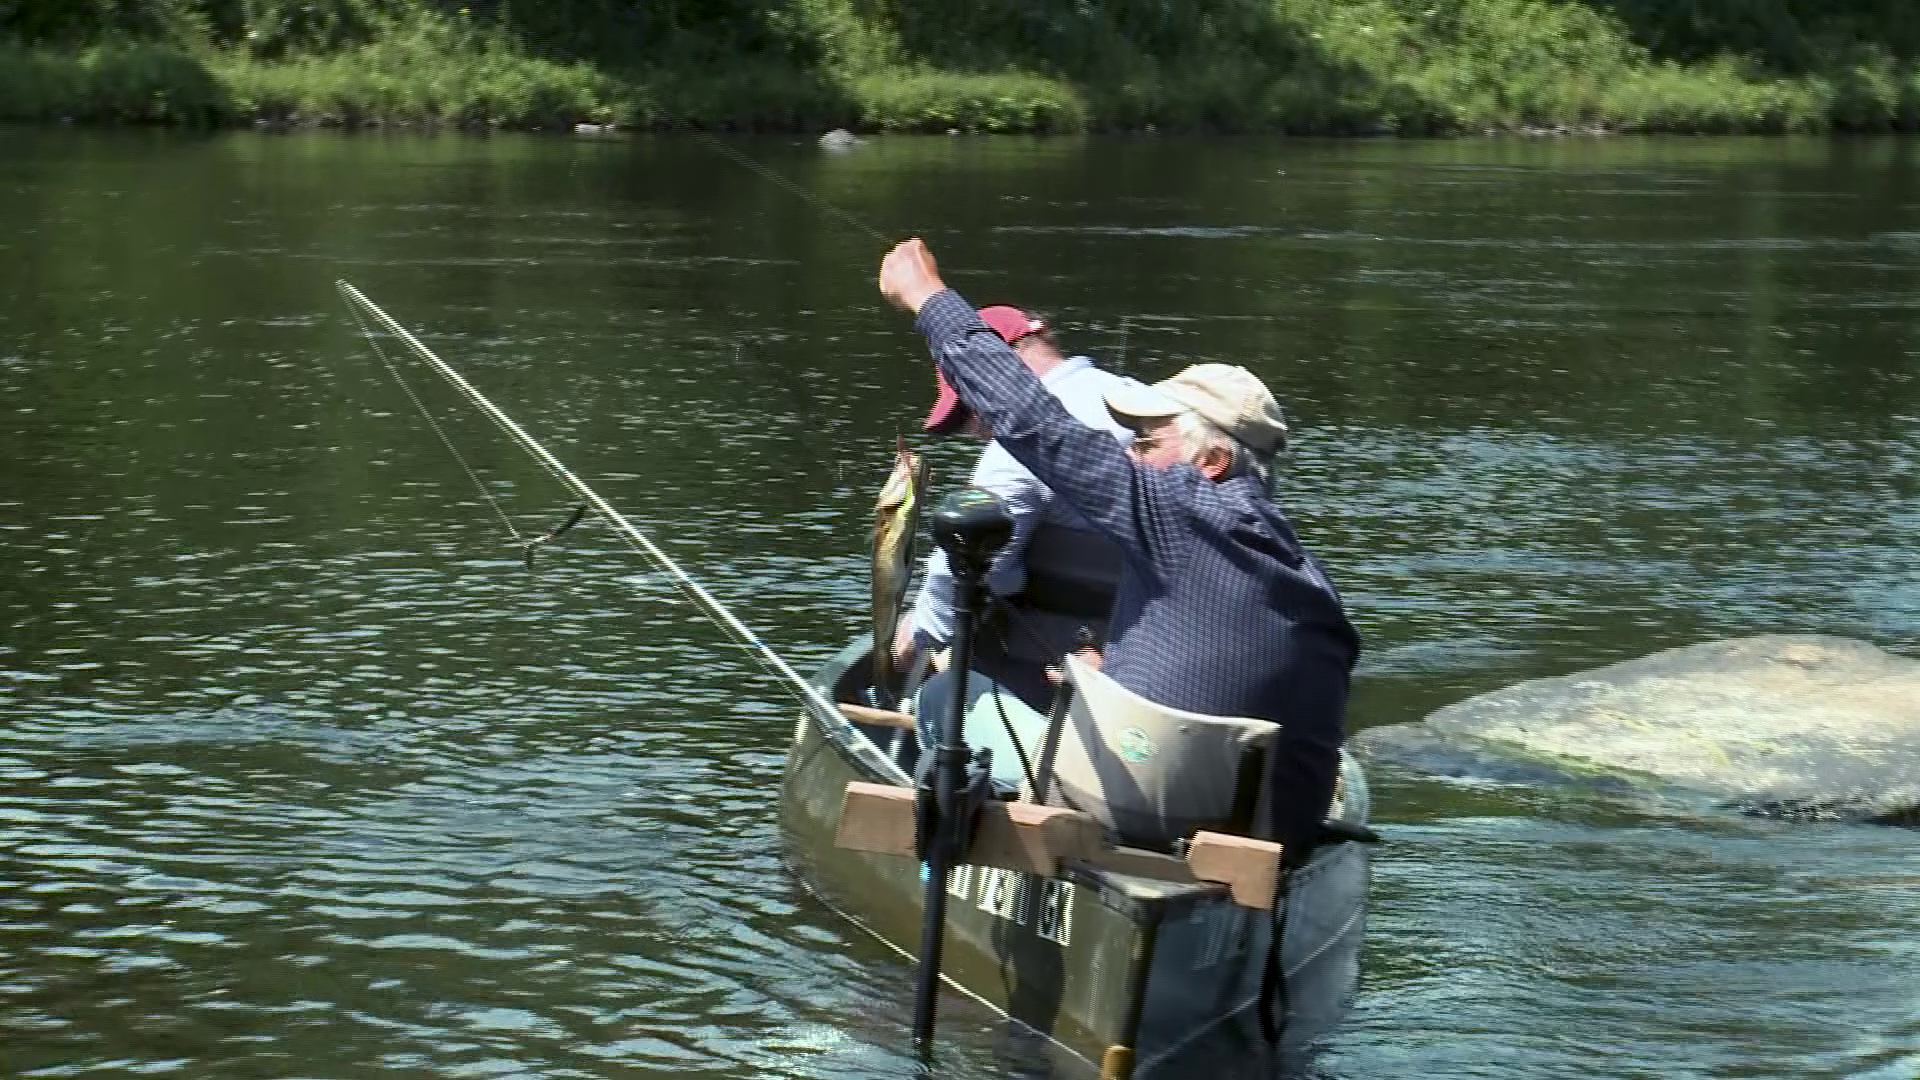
779 638 1370 1076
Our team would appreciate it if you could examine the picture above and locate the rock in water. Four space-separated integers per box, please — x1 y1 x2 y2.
818 128 860 152
1357 635 1920 823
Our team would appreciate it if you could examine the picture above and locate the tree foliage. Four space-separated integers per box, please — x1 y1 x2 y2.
10 0 1920 68
1594 0 1920 69
7 0 1920 131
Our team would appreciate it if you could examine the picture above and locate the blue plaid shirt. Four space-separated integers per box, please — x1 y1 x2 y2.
915 289 1360 849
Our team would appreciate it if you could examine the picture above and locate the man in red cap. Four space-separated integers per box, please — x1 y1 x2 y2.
895 302 1139 714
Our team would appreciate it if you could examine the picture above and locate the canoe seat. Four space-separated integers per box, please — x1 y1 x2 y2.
1042 653 1282 853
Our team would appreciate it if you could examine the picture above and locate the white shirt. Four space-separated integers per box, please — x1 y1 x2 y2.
908 354 1138 646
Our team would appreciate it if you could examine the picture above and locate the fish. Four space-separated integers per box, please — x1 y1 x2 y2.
871 436 928 693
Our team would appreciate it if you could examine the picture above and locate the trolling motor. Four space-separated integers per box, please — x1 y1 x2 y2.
910 487 1013 1059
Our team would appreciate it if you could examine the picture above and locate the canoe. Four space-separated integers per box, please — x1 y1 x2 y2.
778 636 1373 1078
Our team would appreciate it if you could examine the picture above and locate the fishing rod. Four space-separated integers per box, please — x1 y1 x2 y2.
662 138 1006 1064
335 280 868 751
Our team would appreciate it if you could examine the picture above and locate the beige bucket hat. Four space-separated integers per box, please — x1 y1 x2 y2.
1104 363 1289 454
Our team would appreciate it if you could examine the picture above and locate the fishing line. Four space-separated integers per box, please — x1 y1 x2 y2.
337 280 862 739
646 123 899 496
681 126 1162 361
690 128 889 243
344 298 528 545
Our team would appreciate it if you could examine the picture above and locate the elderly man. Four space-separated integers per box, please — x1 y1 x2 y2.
895 303 1137 712
879 238 1360 857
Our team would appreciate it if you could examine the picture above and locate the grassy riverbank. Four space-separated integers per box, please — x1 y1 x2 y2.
5 1 1920 134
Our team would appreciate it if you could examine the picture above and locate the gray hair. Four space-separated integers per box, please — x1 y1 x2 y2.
1171 409 1274 490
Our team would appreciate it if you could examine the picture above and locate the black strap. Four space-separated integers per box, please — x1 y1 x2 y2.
1258 867 1289 1044
1256 821 1383 1044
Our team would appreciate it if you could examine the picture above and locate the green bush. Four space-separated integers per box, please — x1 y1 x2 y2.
211 12 625 126
851 69 1087 134
1598 57 1829 132
639 64 851 131
0 37 230 122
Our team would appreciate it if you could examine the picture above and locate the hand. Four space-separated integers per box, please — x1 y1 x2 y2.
1045 644 1104 684
890 619 920 671
878 237 945 314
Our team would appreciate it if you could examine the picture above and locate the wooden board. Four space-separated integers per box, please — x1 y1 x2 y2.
834 781 1286 910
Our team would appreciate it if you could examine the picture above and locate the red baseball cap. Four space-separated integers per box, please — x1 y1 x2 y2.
977 305 1047 346
921 306 1048 435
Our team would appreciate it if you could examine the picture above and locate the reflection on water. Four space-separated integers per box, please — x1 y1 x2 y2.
1 128 1917 1078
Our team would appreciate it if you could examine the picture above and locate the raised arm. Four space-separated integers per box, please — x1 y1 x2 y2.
879 238 1198 576
917 290 1196 575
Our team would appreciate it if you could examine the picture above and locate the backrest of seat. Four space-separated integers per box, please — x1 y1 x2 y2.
1043 653 1280 852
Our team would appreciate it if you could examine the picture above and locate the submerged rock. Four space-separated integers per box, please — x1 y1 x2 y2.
1355 635 1920 823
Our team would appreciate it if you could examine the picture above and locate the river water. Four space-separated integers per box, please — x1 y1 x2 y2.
1 128 1916 1079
